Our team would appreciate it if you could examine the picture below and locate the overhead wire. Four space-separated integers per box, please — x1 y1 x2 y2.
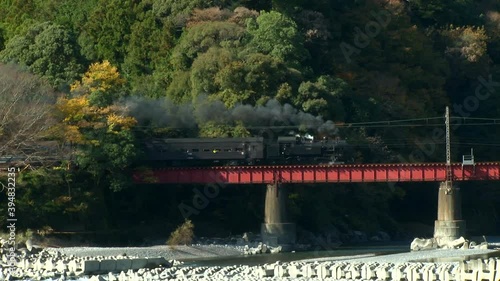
133 115 500 147
132 116 500 130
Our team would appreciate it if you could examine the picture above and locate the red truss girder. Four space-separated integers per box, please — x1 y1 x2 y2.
133 163 500 184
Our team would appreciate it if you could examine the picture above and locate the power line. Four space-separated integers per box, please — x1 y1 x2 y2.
339 117 444 125
450 117 500 122
132 116 500 130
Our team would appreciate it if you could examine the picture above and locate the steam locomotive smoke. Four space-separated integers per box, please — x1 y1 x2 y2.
119 96 337 134
120 96 197 128
230 99 337 134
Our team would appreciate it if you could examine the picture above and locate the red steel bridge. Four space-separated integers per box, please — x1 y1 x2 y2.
133 162 500 184
131 108 496 244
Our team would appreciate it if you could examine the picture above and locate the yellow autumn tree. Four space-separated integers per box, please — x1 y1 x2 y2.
55 60 138 191
441 26 489 63
54 95 92 144
70 60 127 108
56 60 136 145
71 60 126 93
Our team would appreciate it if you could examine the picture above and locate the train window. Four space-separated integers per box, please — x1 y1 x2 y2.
203 149 210 152
192 148 199 152
224 149 232 152
214 149 221 152
235 148 243 152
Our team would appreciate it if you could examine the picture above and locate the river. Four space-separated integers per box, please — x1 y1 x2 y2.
181 238 500 267
181 243 410 267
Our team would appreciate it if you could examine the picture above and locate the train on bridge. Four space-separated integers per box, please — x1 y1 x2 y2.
144 135 352 166
1 135 352 169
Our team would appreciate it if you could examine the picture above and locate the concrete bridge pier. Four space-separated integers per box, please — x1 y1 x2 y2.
434 181 466 242
261 183 296 250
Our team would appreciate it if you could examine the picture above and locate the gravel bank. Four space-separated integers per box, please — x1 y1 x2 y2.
60 248 499 281
298 247 498 264
2 243 499 281
50 244 245 260
352 247 498 263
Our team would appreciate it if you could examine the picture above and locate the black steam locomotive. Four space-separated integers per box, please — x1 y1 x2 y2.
144 135 350 166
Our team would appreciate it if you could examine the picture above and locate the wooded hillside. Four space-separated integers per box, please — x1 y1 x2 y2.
1 0 499 241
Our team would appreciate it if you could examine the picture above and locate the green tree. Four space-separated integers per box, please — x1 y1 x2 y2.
0 169 98 230
53 0 98 30
78 0 138 64
123 2 174 76
165 20 247 102
296 75 349 120
189 48 300 107
190 47 235 97
0 22 83 88
246 11 309 68
123 3 175 97
166 71 193 103
213 52 300 107
170 21 245 71
198 121 250 137
0 0 39 40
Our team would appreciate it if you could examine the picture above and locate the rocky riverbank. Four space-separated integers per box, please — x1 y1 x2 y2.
1 237 499 281
1 246 499 280
52 244 245 260
2 235 499 280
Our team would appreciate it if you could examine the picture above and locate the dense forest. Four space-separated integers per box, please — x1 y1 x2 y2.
1 0 500 243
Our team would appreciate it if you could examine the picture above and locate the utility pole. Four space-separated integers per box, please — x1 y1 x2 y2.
434 106 465 243
445 106 452 192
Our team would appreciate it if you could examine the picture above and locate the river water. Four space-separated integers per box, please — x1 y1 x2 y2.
182 238 500 267
181 243 410 267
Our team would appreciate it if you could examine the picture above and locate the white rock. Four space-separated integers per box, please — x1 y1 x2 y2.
118 271 127 281
25 239 33 252
108 272 117 281
270 246 282 254
89 275 105 281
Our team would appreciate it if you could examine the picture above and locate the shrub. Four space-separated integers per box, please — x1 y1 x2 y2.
167 220 194 246
0 228 34 245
